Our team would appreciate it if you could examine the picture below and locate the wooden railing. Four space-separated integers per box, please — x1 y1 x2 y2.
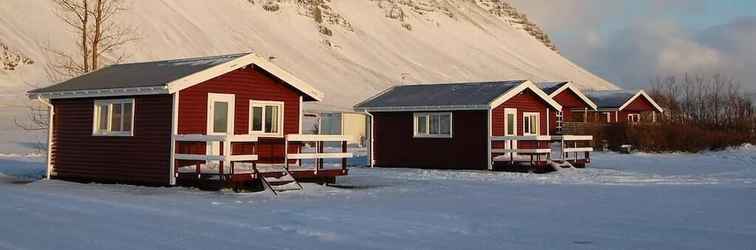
285 134 353 174
173 134 258 178
491 135 553 163
553 135 593 163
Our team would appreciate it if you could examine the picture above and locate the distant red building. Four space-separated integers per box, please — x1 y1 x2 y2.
584 90 664 124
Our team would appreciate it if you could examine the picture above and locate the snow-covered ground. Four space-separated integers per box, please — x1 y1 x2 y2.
0 146 755 249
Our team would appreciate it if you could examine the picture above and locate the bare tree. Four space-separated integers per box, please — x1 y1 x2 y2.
47 0 137 78
16 0 137 150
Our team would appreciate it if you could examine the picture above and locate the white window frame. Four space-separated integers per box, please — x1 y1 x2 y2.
413 112 453 138
92 98 135 136
248 100 284 137
628 113 641 123
603 112 612 123
207 93 235 136
522 112 540 136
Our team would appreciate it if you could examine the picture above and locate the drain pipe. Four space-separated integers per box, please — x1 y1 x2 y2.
361 110 375 168
37 96 54 180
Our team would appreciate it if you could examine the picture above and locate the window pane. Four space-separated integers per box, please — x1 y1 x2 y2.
506 113 515 135
439 114 451 135
251 106 263 131
523 116 530 134
111 104 122 131
430 114 441 134
264 106 274 133
98 104 109 131
417 115 427 134
532 115 539 135
123 103 132 132
213 101 228 133
268 105 279 133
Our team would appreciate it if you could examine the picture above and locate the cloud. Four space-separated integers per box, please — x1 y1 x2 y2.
506 1 756 92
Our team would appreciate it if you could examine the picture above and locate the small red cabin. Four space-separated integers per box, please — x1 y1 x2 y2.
355 80 573 170
537 81 598 134
28 53 352 189
584 90 664 124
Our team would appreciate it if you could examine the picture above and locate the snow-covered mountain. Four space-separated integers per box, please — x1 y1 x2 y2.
1 0 618 111
0 0 620 153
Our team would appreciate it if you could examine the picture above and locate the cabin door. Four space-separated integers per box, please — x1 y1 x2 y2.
504 108 518 154
207 93 236 158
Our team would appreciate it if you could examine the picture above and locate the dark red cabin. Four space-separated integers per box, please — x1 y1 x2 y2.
28 53 351 188
355 80 564 170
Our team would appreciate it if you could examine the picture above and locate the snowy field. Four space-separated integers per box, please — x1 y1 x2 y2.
1 146 755 250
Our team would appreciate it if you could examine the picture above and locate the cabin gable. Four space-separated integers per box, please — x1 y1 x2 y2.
492 89 553 137
622 95 656 112
177 67 302 163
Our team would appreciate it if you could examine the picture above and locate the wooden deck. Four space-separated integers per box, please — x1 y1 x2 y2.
173 134 352 192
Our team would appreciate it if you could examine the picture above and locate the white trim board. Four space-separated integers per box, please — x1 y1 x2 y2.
29 86 168 100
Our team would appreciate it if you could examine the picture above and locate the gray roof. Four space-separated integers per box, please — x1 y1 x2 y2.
536 81 568 95
584 90 637 108
30 53 249 93
355 81 526 109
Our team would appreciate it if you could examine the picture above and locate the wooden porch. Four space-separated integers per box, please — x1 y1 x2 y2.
490 135 593 172
172 134 353 193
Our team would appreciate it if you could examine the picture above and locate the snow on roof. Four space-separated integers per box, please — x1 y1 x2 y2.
29 53 248 93
355 81 526 110
584 90 637 109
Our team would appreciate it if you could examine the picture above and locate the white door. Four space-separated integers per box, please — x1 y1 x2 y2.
504 108 517 154
207 93 235 158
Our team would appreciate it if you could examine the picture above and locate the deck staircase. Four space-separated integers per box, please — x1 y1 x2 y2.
254 165 303 195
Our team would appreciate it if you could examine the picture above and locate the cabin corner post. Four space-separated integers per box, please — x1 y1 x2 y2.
362 111 375 168
487 108 493 171
169 92 179 186
38 97 54 180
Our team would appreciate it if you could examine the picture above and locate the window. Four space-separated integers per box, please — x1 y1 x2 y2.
93 99 134 136
249 100 284 136
505 108 517 136
414 112 452 138
522 112 540 135
603 112 612 123
628 113 640 124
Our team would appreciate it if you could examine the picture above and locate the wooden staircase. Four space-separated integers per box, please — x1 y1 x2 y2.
254 165 303 195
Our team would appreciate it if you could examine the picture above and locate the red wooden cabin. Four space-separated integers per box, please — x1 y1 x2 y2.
537 81 598 134
584 90 664 124
28 53 352 189
355 80 574 171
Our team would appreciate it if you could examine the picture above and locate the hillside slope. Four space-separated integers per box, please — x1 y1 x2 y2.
0 0 617 110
